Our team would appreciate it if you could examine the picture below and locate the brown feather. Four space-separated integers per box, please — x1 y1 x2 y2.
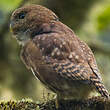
10 4 109 99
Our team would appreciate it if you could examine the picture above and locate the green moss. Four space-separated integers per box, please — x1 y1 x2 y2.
0 97 110 110
0 98 40 110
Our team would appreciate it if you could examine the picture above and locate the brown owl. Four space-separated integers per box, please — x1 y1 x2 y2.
10 4 109 100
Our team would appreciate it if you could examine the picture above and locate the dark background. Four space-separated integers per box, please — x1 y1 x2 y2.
0 0 110 101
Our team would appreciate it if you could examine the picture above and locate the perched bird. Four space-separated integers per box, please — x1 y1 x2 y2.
10 4 109 100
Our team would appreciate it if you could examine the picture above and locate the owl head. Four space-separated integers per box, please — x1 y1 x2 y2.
10 4 59 45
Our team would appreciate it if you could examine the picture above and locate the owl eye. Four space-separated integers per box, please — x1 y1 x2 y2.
19 13 26 19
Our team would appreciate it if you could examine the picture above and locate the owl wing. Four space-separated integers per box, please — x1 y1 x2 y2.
76 37 102 80
32 32 96 82
21 32 108 98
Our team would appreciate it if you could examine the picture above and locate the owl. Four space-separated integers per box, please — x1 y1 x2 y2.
10 4 109 101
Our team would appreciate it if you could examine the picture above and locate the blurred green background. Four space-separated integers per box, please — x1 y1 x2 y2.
0 0 110 101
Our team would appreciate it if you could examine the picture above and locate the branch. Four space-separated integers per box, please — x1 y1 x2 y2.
88 41 110 55
0 97 110 110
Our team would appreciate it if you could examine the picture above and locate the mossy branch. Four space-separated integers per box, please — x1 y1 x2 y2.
0 97 110 110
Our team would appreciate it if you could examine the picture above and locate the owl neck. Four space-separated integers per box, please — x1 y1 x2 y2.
30 22 54 38
30 21 74 39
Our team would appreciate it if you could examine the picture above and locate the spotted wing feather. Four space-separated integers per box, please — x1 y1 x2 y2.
76 37 102 80
32 31 109 98
33 32 93 82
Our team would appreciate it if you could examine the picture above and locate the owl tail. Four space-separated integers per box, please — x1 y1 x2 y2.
91 78 109 98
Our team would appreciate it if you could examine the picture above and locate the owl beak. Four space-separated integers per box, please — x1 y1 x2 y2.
10 25 13 33
10 21 15 33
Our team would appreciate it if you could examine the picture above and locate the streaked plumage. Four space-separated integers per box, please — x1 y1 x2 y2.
10 4 109 100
